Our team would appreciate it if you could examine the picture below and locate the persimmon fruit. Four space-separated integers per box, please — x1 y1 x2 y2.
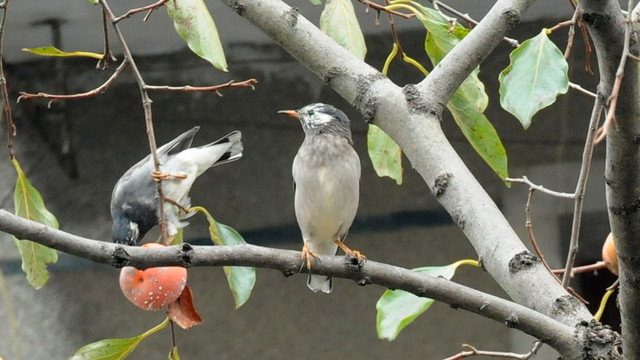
602 232 619 276
119 243 188 310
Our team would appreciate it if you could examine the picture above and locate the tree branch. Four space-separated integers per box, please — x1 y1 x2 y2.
0 209 584 357
416 0 529 102
217 0 593 326
579 0 640 355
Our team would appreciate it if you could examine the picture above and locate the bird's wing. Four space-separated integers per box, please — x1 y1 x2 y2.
166 130 243 177
159 126 200 157
110 158 156 213
112 127 200 189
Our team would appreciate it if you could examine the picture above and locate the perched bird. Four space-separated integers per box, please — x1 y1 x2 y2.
279 103 363 293
111 127 242 245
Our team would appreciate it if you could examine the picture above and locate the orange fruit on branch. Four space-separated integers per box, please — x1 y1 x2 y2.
602 232 619 276
119 243 188 310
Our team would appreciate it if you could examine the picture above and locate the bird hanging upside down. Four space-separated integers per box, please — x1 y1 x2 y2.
110 127 242 245
280 103 364 294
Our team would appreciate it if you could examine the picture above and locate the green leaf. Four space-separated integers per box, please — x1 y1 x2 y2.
447 90 509 182
376 260 477 341
319 0 366 60
416 7 470 53
12 158 58 289
70 317 170 360
189 206 256 309
215 222 256 309
308 0 322 4
417 4 509 181
499 29 569 129
22 47 103 60
87 0 98 3
367 124 403 185
166 0 228 71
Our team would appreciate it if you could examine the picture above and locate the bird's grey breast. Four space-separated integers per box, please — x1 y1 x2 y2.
292 134 360 239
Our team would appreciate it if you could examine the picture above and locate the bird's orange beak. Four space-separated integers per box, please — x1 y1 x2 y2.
278 110 300 118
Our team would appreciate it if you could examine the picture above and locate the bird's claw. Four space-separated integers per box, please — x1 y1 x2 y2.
151 170 188 182
301 242 320 270
334 239 366 261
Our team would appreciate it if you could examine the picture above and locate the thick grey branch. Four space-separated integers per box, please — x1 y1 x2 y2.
219 0 593 327
417 0 529 102
580 0 640 356
0 209 588 358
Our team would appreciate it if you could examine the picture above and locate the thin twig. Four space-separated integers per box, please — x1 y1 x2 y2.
563 9 580 58
431 1 458 29
566 0 594 72
569 82 597 98
548 19 575 33
428 0 519 47
113 0 170 23
551 261 607 275
443 342 543 360
144 79 258 95
99 0 171 243
17 60 128 104
505 177 575 199
595 1 635 143
97 7 117 70
0 0 14 159
356 0 413 19
560 91 606 288
506 91 604 291
525 189 555 275
523 188 589 304
578 15 594 74
384 0 406 58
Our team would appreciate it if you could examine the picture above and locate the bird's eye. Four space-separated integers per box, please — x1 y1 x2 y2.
308 110 315 116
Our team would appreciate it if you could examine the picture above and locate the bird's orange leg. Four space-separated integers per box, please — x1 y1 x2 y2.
334 240 366 260
151 170 188 182
301 241 320 269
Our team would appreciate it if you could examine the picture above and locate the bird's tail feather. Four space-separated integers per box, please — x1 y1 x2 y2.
307 275 332 294
207 131 243 167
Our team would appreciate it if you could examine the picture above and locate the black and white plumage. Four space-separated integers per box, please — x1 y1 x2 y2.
279 103 362 293
110 127 242 245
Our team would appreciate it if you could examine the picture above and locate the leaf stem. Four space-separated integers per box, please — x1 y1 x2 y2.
141 316 171 338
382 43 398 74
453 259 481 268
593 281 618 321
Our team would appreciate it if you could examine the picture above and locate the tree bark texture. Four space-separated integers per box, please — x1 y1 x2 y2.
580 0 640 356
